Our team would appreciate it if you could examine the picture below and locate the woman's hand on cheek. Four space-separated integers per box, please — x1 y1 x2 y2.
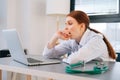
57 30 71 40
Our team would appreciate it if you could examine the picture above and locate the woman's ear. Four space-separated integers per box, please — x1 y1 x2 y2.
80 23 85 28
79 23 86 33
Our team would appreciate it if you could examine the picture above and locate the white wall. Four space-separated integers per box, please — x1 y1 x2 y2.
0 0 7 27
0 0 67 55
0 0 7 49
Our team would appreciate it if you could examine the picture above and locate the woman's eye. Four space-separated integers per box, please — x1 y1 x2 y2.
68 22 72 25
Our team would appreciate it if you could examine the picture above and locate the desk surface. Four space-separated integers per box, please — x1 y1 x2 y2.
0 57 120 80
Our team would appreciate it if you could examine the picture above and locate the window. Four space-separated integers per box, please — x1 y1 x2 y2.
74 0 119 16
70 0 120 22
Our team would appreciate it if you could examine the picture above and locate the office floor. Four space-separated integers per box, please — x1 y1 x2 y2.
2 71 55 80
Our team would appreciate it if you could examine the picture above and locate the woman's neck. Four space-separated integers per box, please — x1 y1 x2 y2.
75 28 86 44
75 37 81 45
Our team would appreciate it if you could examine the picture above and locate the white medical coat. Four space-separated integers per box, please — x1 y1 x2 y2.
43 29 109 64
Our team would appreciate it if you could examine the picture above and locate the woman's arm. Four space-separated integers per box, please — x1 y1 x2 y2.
43 40 71 58
43 29 71 58
64 36 108 64
47 33 59 49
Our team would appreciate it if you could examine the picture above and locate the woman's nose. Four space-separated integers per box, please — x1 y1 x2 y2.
65 27 68 30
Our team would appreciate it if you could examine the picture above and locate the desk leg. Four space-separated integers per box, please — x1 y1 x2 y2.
0 70 2 80
26 75 31 80
48 78 54 80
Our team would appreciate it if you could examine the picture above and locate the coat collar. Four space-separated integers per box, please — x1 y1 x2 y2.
79 29 91 46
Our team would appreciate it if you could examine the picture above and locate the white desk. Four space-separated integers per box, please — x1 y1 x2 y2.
1 57 120 80
0 57 98 80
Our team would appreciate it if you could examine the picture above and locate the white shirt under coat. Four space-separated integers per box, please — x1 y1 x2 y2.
43 29 109 64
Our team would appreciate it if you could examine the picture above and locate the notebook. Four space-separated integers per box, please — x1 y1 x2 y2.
2 29 61 66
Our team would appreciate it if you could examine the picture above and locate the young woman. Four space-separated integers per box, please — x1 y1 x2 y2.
43 10 116 64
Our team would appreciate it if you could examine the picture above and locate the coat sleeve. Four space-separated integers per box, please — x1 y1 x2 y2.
42 40 71 58
65 36 108 64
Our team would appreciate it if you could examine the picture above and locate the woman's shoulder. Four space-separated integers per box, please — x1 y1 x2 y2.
89 29 104 39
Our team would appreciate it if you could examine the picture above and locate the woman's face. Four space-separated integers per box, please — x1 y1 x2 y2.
64 16 85 41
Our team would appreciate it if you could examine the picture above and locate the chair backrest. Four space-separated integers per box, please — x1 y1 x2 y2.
0 49 11 58
0 49 27 58
116 53 120 62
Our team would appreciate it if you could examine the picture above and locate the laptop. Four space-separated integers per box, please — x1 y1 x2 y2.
2 29 61 66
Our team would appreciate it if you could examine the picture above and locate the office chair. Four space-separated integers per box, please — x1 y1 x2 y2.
116 53 120 62
0 49 11 58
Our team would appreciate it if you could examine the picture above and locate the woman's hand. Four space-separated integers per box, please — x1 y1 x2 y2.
56 29 71 40
47 29 71 49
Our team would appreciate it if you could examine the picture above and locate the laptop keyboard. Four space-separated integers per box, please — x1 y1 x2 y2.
27 58 43 63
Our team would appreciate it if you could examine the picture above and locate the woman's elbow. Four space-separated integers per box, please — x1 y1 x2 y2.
42 52 50 58
67 57 80 64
